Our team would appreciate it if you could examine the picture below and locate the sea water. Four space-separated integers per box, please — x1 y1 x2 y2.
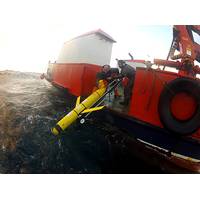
0 70 161 173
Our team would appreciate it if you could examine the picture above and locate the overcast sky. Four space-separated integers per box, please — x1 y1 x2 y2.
0 0 198 72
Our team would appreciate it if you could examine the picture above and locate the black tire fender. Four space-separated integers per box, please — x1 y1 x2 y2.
158 77 200 135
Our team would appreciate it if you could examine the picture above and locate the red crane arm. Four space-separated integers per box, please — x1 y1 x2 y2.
172 25 200 63
155 25 200 76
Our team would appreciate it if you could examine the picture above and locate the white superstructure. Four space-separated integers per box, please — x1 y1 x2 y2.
57 29 116 65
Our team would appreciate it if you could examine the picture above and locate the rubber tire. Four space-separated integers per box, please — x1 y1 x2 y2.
158 77 200 135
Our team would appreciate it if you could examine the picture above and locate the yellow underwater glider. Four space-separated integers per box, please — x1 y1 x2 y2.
51 79 121 135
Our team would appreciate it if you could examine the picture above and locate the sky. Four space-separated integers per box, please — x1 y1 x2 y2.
0 0 198 73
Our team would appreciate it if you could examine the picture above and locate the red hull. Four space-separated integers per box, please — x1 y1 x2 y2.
129 67 200 137
49 63 101 96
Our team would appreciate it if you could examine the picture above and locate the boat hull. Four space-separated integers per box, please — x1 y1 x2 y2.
46 63 101 96
95 109 200 173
